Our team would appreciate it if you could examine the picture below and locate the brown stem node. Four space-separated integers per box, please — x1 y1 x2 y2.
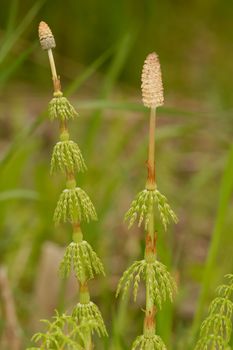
146 160 156 188
145 233 156 255
144 305 156 331
53 76 61 93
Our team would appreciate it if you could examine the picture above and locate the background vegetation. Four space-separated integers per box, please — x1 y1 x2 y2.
0 0 232 349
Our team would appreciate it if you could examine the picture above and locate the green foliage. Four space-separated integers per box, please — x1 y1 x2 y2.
26 310 99 350
51 140 87 175
194 335 226 350
2 3 233 349
116 259 176 308
192 145 233 339
125 189 178 231
0 0 45 65
59 240 105 282
48 94 78 121
72 301 108 337
36 25 108 349
54 187 97 224
195 274 233 350
209 298 233 319
131 334 167 350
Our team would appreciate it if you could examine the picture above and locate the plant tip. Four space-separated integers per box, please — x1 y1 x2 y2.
38 21 56 50
141 52 164 108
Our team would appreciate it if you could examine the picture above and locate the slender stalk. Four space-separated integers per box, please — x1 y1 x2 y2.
144 106 157 337
117 52 177 350
48 48 58 80
59 124 93 349
146 107 156 190
33 21 107 349
79 283 92 350
58 125 93 349
144 203 157 337
47 48 61 93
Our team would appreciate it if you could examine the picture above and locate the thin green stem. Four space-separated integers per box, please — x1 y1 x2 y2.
79 282 91 304
59 109 93 350
47 48 61 92
146 107 156 190
79 283 92 350
144 203 156 337
48 48 58 79
33 22 107 349
144 105 157 337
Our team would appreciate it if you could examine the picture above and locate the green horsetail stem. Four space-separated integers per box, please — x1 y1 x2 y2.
28 21 107 350
195 274 233 350
116 52 178 350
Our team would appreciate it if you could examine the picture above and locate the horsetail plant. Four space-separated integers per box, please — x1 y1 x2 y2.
195 274 233 350
28 21 107 349
116 53 178 350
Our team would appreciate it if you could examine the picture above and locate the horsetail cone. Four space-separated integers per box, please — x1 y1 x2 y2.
38 21 56 50
141 52 164 108
38 21 78 119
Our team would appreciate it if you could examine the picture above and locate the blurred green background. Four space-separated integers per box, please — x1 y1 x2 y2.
0 0 233 349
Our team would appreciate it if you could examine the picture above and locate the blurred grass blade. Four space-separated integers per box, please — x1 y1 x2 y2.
0 113 46 169
0 0 45 64
190 143 233 344
76 99 199 116
0 189 39 201
110 295 129 350
65 45 115 96
101 32 134 96
5 0 19 39
0 42 36 87
84 31 136 152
